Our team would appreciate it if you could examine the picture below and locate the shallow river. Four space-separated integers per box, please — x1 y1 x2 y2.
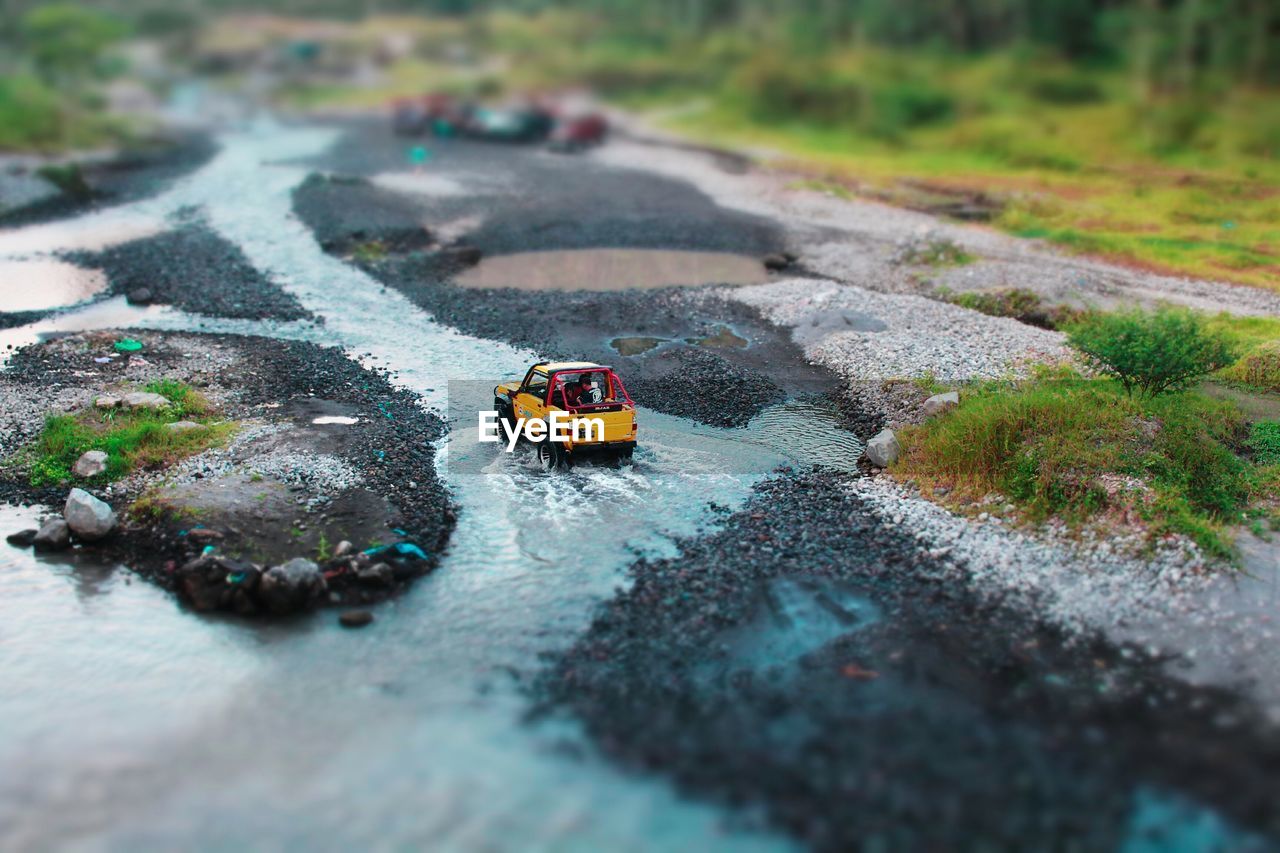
0 121 1271 851
0 123 862 850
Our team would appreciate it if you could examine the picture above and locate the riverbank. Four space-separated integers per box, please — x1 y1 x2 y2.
0 328 453 618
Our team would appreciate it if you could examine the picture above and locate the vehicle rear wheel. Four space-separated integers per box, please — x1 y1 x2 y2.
536 441 566 471
617 447 634 465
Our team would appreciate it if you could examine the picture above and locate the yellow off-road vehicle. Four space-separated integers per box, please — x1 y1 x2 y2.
494 362 638 468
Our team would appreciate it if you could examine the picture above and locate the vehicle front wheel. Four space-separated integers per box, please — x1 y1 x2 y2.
495 399 517 437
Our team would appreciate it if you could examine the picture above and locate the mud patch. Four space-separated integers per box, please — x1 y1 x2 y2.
454 249 768 291
0 260 106 311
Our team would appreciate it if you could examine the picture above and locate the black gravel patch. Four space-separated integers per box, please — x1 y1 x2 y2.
68 223 313 322
0 310 47 330
0 132 219 228
305 122 786 259
364 255 814 426
292 172 433 255
537 471 1280 850
291 138 830 427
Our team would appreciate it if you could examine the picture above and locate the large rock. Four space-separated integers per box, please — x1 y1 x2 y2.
7 529 38 548
923 391 960 417
122 391 170 410
94 395 121 410
63 488 117 541
259 557 326 615
72 450 109 478
178 555 260 613
32 518 71 551
864 429 900 468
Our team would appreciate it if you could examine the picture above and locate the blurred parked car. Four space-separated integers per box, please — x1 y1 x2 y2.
392 93 470 136
549 113 609 152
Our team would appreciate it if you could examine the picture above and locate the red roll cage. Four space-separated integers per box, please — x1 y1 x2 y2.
546 368 633 413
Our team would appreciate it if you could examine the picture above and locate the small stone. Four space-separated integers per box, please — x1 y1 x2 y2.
122 391 169 410
259 557 326 614
332 540 354 558
63 488 116 541
32 518 71 551
863 429 900 468
126 287 154 305
186 528 223 543
165 420 204 433
7 529 38 548
355 561 394 587
923 391 960 417
762 252 791 271
339 610 374 628
443 245 482 266
72 450 109 478
94 395 121 409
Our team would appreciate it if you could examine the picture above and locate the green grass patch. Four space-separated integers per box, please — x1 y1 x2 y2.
26 383 231 487
1220 340 1280 394
1250 422 1280 466
143 378 211 417
899 237 975 268
894 374 1256 560
937 287 1085 331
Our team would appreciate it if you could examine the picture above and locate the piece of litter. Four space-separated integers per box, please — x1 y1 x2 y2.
93 357 112 364
113 338 143 353
313 416 359 425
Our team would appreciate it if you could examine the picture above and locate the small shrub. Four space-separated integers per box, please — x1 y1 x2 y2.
869 82 954 138
1067 308 1235 398
1221 341 1280 393
1026 74 1104 105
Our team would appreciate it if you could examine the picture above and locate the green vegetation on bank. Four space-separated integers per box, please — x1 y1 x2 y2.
461 5 1279 291
894 308 1278 559
24 381 233 487
268 3 1278 290
0 3 130 152
895 370 1270 559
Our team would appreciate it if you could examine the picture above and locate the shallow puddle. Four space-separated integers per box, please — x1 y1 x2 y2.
0 260 106 311
0 211 163 256
687 325 747 348
454 248 769 290
610 335 667 355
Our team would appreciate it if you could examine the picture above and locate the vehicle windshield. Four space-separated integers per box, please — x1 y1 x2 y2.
555 370 628 408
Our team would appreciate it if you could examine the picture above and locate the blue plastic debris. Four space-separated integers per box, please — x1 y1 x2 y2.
362 542 428 561
201 545 216 556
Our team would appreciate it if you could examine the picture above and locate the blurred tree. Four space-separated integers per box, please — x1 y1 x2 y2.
20 3 127 88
